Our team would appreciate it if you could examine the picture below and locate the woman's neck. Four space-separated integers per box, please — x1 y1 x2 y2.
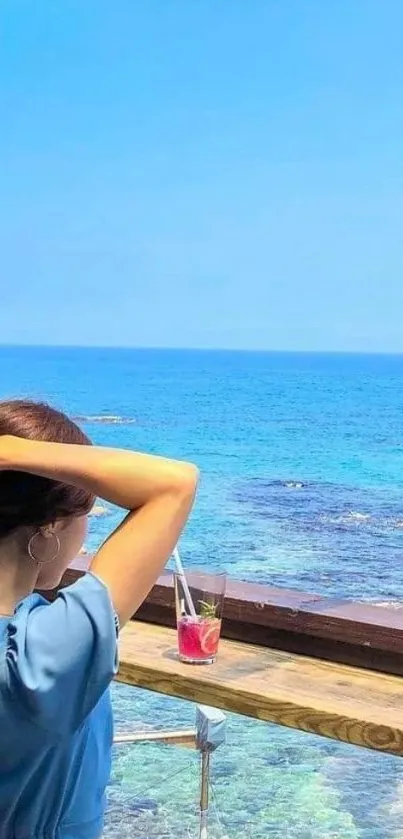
0 537 39 615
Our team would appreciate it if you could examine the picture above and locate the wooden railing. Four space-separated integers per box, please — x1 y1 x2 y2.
56 556 403 677
117 619 403 756
43 556 403 758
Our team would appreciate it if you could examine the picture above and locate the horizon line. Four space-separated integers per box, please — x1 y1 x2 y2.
1 343 403 357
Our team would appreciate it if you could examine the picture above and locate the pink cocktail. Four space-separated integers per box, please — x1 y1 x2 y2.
177 616 222 664
174 571 226 665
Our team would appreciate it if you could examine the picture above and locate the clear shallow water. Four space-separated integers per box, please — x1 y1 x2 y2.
1 346 403 837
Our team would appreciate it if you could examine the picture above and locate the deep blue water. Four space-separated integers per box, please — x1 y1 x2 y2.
1 346 403 838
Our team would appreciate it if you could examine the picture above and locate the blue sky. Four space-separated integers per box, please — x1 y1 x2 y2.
1 1 403 350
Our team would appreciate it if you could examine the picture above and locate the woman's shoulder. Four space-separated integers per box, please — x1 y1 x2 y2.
16 572 115 613
11 573 118 635
3 573 119 735
15 591 49 616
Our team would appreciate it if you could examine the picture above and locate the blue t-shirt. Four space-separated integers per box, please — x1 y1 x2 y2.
0 572 119 839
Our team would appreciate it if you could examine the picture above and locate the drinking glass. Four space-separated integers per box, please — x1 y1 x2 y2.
174 571 227 664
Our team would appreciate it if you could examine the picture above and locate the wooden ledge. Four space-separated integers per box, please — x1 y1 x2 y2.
51 558 403 677
118 621 403 757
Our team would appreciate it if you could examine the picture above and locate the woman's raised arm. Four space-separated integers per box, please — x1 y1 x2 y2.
2 436 199 625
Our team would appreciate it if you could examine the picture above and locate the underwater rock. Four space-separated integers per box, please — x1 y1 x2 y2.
126 797 158 815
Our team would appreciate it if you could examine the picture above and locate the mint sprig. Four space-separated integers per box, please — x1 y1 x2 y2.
199 600 218 619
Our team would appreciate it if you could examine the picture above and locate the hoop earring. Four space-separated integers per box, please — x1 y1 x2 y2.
28 532 61 565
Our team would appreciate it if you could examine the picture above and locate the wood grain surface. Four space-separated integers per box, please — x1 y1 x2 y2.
48 560 403 677
118 621 403 757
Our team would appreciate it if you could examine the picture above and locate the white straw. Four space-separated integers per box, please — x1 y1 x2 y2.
173 546 197 618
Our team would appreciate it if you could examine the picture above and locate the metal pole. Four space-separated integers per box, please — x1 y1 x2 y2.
199 749 210 839
113 729 196 748
196 705 226 839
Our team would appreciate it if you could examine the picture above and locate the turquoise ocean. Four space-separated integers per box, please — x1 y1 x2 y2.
2 346 403 838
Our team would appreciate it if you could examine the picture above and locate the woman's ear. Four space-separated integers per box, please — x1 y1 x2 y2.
40 521 66 538
39 523 57 539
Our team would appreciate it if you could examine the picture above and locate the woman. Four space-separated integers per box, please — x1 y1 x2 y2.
0 399 198 839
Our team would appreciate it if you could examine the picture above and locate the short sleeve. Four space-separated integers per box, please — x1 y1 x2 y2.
4 573 119 736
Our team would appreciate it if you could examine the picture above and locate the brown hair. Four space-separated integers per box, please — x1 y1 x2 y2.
0 400 94 539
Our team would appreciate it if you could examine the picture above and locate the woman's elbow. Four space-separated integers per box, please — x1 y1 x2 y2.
169 462 199 501
178 462 200 496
